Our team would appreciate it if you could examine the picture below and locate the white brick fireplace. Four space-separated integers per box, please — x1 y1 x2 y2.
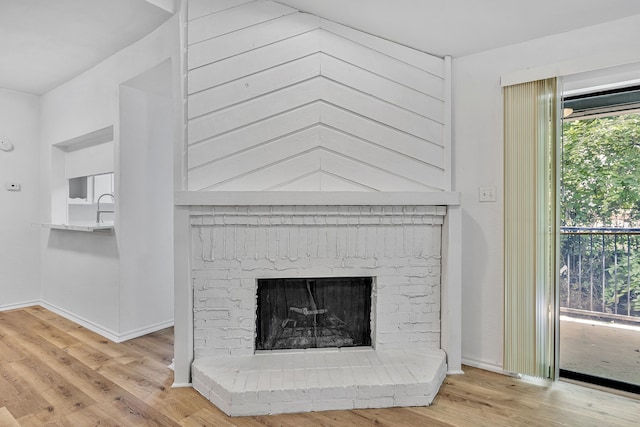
175 192 461 416
192 203 444 356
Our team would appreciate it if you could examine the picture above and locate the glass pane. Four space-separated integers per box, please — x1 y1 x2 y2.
92 173 114 203
256 277 372 351
560 101 640 391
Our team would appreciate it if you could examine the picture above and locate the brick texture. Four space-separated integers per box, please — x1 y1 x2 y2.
190 205 444 358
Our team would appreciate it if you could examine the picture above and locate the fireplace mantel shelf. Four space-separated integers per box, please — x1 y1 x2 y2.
175 191 460 207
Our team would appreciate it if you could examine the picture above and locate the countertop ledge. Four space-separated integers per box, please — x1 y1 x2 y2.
46 223 114 232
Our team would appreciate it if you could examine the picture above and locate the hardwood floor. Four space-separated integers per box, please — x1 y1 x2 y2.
1 307 638 426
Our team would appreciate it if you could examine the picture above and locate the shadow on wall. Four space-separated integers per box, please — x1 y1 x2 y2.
461 208 493 356
462 208 491 281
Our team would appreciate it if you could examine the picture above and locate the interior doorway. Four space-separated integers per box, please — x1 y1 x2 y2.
559 83 640 393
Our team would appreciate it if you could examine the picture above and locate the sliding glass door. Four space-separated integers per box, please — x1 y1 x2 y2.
559 85 640 392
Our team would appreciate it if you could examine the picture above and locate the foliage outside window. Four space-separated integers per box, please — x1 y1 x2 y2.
562 113 640 228
561 111 640 316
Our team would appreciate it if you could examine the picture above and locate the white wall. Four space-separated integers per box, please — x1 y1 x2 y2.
453 14 640 371
119 80 174 338
38 14 181 340
0 89 41 309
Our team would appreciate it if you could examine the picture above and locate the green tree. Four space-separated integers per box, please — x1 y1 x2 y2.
561 113 640 227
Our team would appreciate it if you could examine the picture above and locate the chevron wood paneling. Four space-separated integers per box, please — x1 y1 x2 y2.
186 0 449 192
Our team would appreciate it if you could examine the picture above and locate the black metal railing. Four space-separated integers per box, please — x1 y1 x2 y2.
560 227 640 318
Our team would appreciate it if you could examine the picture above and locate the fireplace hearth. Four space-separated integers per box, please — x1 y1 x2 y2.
256 277 372 351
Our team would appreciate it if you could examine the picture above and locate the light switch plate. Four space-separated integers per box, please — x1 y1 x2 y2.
479 186 496 202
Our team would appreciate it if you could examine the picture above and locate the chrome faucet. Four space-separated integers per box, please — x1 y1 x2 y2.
96 193 115 223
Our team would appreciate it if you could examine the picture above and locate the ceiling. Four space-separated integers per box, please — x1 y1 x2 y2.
0 0 172 95
3 0 640 96
277 0 640 58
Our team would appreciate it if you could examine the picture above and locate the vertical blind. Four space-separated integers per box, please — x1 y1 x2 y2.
503 78 559 379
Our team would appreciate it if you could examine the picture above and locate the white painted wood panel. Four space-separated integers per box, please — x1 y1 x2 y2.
320 18 444 77
188 13 319 69
270 171 370 192
191 124 440 191
320 30 444 100
319 103 444 167
188 0 254 21
320 53 443 122
268 171 323 191
186 0 449 192
194 149 322 191
319 126 443 189
202 149 429 192
190 126 321 189
318 150 434 192
320 77 443 144
188 29 320 93
188 54 320 118
315 172 375 191
188 1 296 44
188 103 320 169
188 77 321 143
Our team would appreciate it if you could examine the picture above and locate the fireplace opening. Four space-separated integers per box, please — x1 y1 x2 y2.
256 277 372 351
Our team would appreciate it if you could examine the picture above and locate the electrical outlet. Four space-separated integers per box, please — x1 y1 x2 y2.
6 182 21 191
479 186 496 202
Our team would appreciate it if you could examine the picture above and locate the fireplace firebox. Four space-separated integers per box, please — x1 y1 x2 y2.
256 277 372 351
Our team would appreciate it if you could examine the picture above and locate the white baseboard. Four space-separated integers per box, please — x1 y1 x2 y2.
38 301 173 343
40 301 122 342
462 357 510 376
0 300 40 312
171 382 193 388
117 319 175 342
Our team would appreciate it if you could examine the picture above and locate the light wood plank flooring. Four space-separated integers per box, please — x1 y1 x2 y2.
0 307 638 426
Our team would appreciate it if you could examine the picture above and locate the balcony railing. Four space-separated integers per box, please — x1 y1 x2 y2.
560 227 640 319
